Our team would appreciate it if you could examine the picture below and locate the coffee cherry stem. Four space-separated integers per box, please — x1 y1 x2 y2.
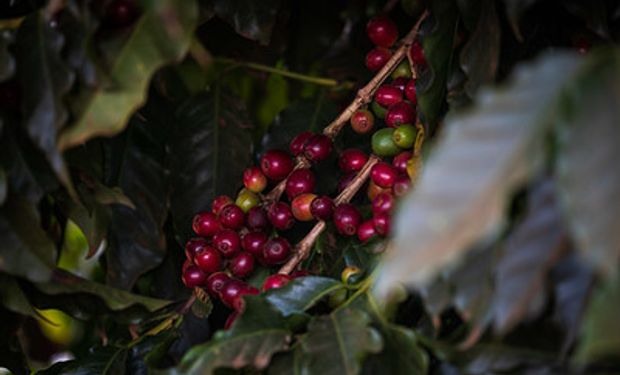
278 155 380 275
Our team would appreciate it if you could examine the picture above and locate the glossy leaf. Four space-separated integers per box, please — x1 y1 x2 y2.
213 0 282 45
375 53 583 296
265 276 344 316
58 0 198 150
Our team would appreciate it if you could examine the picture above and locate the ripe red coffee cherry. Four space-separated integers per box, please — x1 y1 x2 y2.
365 47 392 71
392 151 412 173
182 265 207 288
375 85 403 108
367 16 398 47
338 172 356 193
220 279 258 309
373 213 391 236
372 192 395 215
409 41 426 68
350 109 375 134
333 204 362 236
261 149 294 181
292 193 317 222
194 246 222 273
263 237 291 265
246 207 270 231
291 269 311 278
262 274 292 291
182 259 193 273
104 0 139 28
192 212 221 237
393 174 412 196
338 149 368 173
405 79 417 105
218 204 245 229
290 131 314 156
357 220 378 243
304 134 332 162
205 272 230 297
267 202 295 230
212 229 241 258
310 196 335 220
371 162 397 188
184 237 209 260
385 102 415 128
286 169 316 199
242 231 268 257
230 252 255 278
391 77 408 92
243 166 268 193
212 195 234 215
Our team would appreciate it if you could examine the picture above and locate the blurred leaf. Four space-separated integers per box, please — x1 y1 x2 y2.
38 345 128 375
374 53 583 296
169 90 253 241
577 274 620 362
490 179 568 333
503 0 541 40
58 0 198 150
0 195 56 282
362 325 428 375
0 30 15 81
213 0 281 45
0 166 6 204
555 49 620 278
177 296 290 374
416 0 458 126
299 308 383 375
16 13 75 193
265 276 344 316
0 0 46 19
0 274 40 319
563 1 609 39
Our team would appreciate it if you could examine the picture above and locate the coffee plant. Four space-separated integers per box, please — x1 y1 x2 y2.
1 0 619 374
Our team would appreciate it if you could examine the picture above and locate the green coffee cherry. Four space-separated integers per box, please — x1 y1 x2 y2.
235 189 260 213
392 124 417 148
391 61 411 79
372 128 401 156
371 100 387 119
341 266 364 284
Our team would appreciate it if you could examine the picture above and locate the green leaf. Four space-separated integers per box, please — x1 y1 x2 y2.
374 53 584 296
38 345 129 375
416 0 458 126
0 30 15 81
362 325 427 375
257 71 290 131
58 0 198 150
577 274 620 362
265 276 344 316
177 296 290 374
169 90 254 241
299 308 383 375
0 195 56 282
15 13 75 193
0 274 40 319
213 0 282 45
503 0 541 40
555 49 620 278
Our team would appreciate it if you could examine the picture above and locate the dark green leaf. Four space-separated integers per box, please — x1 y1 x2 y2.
299 308 383 375
555 49 620 278
38 345 128 375
0 166 6 204
0 0 46 19
213 0 282 45
16 13 75 193
0 195 56 282
0 30 15 81
0 274 39 319
58 0 198 150
503 0 541 40
563 1 609 39
170 90 254 241
362 325 428 375
265 276 344 316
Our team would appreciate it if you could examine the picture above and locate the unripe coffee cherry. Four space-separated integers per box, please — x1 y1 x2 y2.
286 169 316 199
262 274 292 291
338 149 368 173
333 204 362 236
182 265 207 288
230 252 255 278
371 100 388 119
365 47 392 71
194 246 222 273
405 79 417 104
372 192 395 215
373 213 391 236
341 266 364 284
263 237 291 265
350 109 375 134
261 149 293 181
357 220 378 243
391 61 411 79
292 193 317 222
310 196 335 220
290 131 314 156
213 229 241 258
375 85 403 108
243 166 267 193
218 204 245 229
212 195 233 215
192 212 221 237
385 102 415 128
304 134 332 162
372 128 401 157
205 272 230 296
242 231 268 257
268 202 295 230
393 124 417 148
236 189 260 213
185 237 209 260
367 16 398 47
371 162 398 188
392 151 412 173
246 207 270 231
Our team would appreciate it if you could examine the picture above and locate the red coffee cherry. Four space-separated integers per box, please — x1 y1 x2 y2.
405 79 417 105
350 109 375 135
385 102 415 128
262 274 292 291
182 265 207 288
373 213 391 236
286 169 316 199
224 310 239 329
290 131 314 156
267 202 295 231
371 162 398 188
304 134 332 162
367 16 398 47
261 149 294 181
333 204 362 236
310 196 335 221
391 77 408 92
365 47 392 71
372 192 395 216
205 272 230 297
218 204 245 230
230 252 255 278
192 212 221 237
246 206 270 231
409 40 426 68
184 237 209 260
194 245 222 273
243 166 268 193
212 195 234 215
392 151 412 173
220 279 258 309
263 237 291 265
242 231 268 257
290 269 311 278
182 259 193 273
393 174 412 196
357 219 378 243
292 193 317 222
375 85 403 108
338 149 368 173
212 229 241 258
